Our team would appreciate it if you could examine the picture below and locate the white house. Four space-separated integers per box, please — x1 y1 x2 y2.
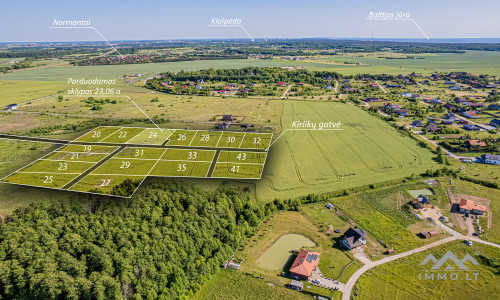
481 154 500 165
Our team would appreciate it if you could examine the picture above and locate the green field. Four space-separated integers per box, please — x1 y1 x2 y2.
3 172 78 189
218 151 268 164
57 144 118 154
162 149 215 162
354 241 500 300
99 127 146 143
74 126 123 143
0 59 285 81
189 131 223 147
91 158 158 176
18 159 95 174
43 150 109 163
114 147 166 159
239 133 273 149
255 101 438 201
0 80 65 106
126 128 174 145
150 160 211 177
212 162 264 179
69 174 145 196
193 270 312 300
218 132 246 148
165 130 198 146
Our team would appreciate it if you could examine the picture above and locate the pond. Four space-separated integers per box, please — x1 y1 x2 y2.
408 189 434 198
257 233 316 270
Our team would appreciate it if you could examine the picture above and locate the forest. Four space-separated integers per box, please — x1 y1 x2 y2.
0 181 268 299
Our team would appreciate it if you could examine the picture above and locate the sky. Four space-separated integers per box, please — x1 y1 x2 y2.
1 0 499 42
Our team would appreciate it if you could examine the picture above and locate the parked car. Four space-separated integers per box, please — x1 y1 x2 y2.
312 279 321 284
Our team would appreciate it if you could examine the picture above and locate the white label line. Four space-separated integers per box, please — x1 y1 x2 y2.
208 24 254 41
126 96 163 131
17 172 82 175
39 159 97 164
238 133 247 148
49 26 125 57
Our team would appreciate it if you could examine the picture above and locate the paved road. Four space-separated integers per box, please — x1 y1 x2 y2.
417 134 474 161
342 217 500 300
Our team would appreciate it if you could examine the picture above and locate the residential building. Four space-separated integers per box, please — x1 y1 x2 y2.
466 140 486 147
341 227 367 250
289 249 320 280
481 154 500 165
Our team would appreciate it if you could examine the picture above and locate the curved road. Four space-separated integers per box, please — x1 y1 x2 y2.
341 219 500 300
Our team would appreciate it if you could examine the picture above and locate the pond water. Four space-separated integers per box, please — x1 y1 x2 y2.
258 233 315 270
408 189 434 197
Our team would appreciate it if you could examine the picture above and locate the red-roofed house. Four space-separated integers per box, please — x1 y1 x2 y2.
289 249 320 280
459 198 486 215
466 140 487 147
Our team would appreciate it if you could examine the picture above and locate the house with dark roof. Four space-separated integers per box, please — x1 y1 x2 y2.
462 124 480 131
426 124 439 133
412 194 431 209
481 154 500 165
412 120 424 127
490 119 500 128
288 249 320 280
341 227 367 250
6 104 18 111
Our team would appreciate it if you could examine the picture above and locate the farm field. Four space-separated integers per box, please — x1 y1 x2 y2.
68 174 145 197
0 59 286 81
255 101 438 201
0 80 65 107
0 139 72 215
16 90 284 131
193 270 312 300
353 241 500 300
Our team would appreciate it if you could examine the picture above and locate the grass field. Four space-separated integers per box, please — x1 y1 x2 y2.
217 132 246 148
99 127 146 143
114 147 165 159
190 131 222 147
239 133 273 149
218 151 268 164
0 59 285 81
43 151 109 163
17 159 95 174
57 144 118 154
68 174 145 196
126 128 174 145
193 270 313 300
92 158 158 176
162 149 215 162
212 162 264 179
0 80 65 107
165 130 198 146
255 101 437 201
3 172 78 189
150 160 211 177
74 126 123 142
354 241 500 300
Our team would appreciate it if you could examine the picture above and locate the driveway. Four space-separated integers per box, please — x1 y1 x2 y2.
309 267 344 291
